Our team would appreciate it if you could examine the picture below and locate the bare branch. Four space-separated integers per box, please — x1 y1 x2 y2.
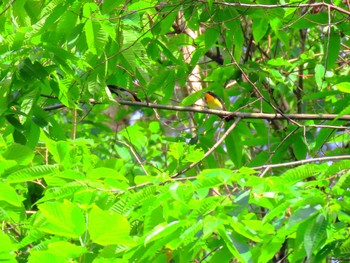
115 100 350 123
252 155 350 171
44 100 350 124
201 1 350 16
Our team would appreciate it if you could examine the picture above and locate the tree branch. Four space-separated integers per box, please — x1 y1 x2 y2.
114 100 350 122
174 154 350 182
252 155 350 171
44 100 350 124
201 2 350 16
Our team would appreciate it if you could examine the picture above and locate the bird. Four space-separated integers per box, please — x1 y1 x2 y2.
204 91 227 111
204 91 233 121
107 85 141 102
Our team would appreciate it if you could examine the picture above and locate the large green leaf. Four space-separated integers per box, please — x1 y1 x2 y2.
37 200 85 238
88 205 135 246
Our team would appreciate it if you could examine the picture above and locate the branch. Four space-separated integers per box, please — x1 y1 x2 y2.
171 117 241 178
130 154 350 191
43 104 67 110
115 100 350 122
201 1 350 16
115 140 149 176
252 155 350 171
0 0 16 16
44 100 350 124
175 154 350 182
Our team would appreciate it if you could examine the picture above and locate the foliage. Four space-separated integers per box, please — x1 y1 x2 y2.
1 0 350 262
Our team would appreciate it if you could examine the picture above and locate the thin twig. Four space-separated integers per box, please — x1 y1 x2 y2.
266 127 300 164
43 104 67 110
0 0 16 16
252 155 350 171
72 109 77 140
115 140 149 176
171 117 242 178
174 154 350 182
95 154 350 192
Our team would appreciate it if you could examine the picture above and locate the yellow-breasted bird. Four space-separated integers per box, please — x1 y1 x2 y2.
204 91 227 111
108 85 141 102
204 91 233 121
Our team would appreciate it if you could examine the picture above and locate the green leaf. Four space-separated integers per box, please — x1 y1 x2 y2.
252 18 269 43
87 167 127 181
46 241 87 259
37 182 87 203
292 134 307 160
205 26 220 50
183 146 204 163
13 130 27 145
56 6 79 39
19 229 46 248
286 205 322 230
6 115 25 131
267 58 292 67
101 0 124 14
262 200 292 224
257 231 286 263
314 129 335 153
7 165 58 183
217 226 249 262
325 28 340 68
290 13 328 29
0 231 17 263
335 82 350 93
88 205 135 246
233 20 244 61
304 213 327 260
110 186 158 215
0 183 23 207
180 91 203 106
18 58 48 81
225 128 242 168
28 251 67 263
280 164 324 186
38 200 85 238
315 64 325 88
195 169 235 190
168 142 184 161
144 220 181 245
3 143 34 165
84 19 96 54
270 17 289 49
152 8 178 35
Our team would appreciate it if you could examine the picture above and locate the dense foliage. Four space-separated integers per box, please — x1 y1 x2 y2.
1 0 350 262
